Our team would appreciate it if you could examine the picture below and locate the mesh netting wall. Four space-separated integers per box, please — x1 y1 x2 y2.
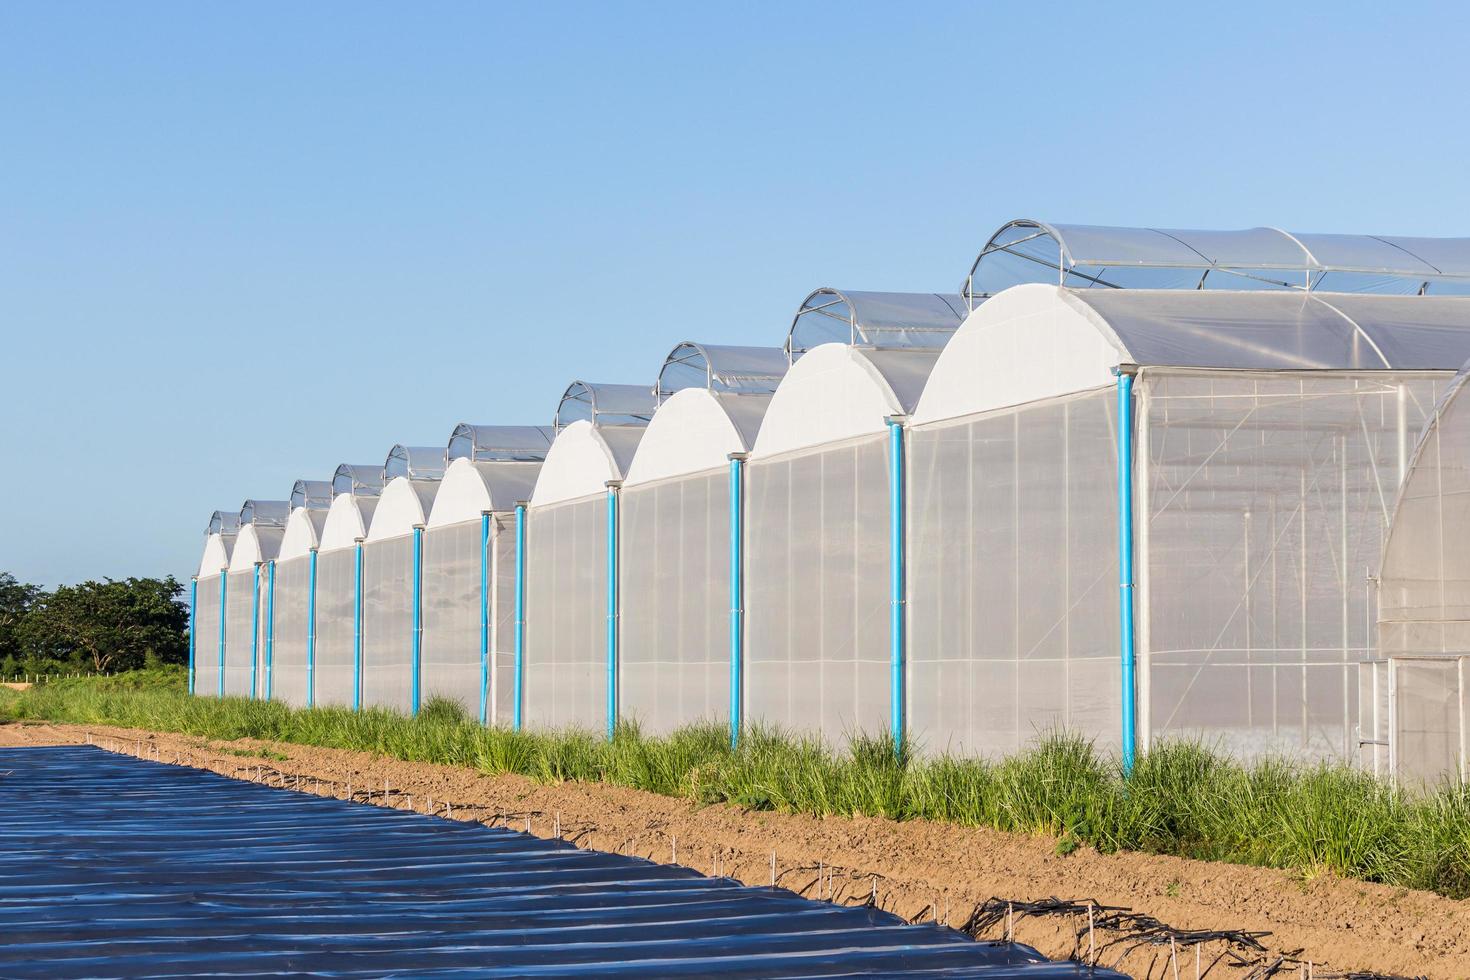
1141 371 1442 761
747 435 890 746
314 548 357 707
908 388 1121 758
422 520 483 716
620 470 730 735
1379 377 1470 659
1392 658 1467 786
492 520 517 725
222 570 256 697
523 495 607 732
193 575 222 695
361 535 414 713
271 556 311 707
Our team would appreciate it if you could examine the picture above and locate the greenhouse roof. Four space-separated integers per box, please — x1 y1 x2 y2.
289 480 332 511
446 424 554 462
786 288 966 358
964 219 1470 305
331 463 385 498
656 343 788 400
553 381 657 431
384 445 447 482
238 499 289 527
206 511 241 536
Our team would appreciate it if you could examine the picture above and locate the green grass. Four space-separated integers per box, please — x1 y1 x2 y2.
5 669 1470 898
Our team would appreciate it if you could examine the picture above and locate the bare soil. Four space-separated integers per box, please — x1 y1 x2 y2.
4 720 1463 979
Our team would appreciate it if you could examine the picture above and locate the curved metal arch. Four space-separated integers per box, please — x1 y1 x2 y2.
384 444 447 482
656 342 788 401
238 499 290 527
290 479 332 511
785 288 966 359
553 380 657 431
207 510 241 536
446 423 554 462
331 463 386 498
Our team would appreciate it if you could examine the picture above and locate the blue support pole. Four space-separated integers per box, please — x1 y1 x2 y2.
1117 372 1138 775
886 417 907 754
513 502 527 731
217 571 227 699
188 577 197 694
479 512 491 727
605 483 621 742
265 560 276 701
411 525 424 717
249 564 261 700
728 454 746 749
353 539 364 712
306 549 318 708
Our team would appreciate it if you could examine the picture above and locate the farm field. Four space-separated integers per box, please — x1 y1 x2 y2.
4 674 1469 977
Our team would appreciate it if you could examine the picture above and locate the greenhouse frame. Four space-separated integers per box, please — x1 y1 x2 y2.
190 218 1470 784
220 499 289 699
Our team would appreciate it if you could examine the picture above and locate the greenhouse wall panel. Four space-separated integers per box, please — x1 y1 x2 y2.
313 548 357 708
271 556 311 707
908 388 1120 757
222 569 256 698
361 535 414 713
194 575 222 695
421 520 482 715
523 495 607 731
747 435 889 745
492 521 517 724
620 470 729 735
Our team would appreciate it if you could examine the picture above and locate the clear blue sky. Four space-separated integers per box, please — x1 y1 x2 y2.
3 2 1467 587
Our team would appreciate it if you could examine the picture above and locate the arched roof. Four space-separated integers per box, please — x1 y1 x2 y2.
531 419 648 507
786 288 966 359
751 343 937 460
278 506 326 561
238 499 289 528
626 388 772 486
656 343 788 401
207 511 241 536
446 424 554 462
320 492 375 552
290 479 332 511
553 381 657 431
384 444 447 482
963 219 1470 306
332 463 385 498
367 475 438 541
228 523 285 571
428 457 544 527
915 284 1470 426
197 530 235 578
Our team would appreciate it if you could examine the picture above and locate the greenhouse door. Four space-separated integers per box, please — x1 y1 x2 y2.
1360 657 1468 787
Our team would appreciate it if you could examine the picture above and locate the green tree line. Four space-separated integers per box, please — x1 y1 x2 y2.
0 572 189 678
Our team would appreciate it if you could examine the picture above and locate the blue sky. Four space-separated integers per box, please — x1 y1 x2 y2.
3 2 1467 587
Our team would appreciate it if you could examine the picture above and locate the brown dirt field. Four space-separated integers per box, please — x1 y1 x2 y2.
4 720 1464 979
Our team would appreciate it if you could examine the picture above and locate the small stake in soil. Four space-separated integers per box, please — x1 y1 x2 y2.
770 852 775 887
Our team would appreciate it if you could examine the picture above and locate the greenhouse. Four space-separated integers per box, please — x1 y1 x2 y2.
744 289 964 745
220 499 289 699
268 479 331 708
421 424 550 723
360 445 445 714
191 510 239 697
1376 362 1470 784
522 382 655 733
619 343 788 735
314 463 384 708
909 283 1470 765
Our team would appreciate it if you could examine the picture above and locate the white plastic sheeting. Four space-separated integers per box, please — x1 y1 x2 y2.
360 534 414 712
420 520 484 716
222 569 256 698
746 435 891 744
1360 657 1469 786
1140 370 1444 759
523 494 607 731
194 574 223 695
271 555 311 707
908 387 1120 757
620 470 730 734
313 547 357 708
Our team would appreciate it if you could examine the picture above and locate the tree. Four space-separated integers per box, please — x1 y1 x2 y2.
17 576 189 672
0 572 42 661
